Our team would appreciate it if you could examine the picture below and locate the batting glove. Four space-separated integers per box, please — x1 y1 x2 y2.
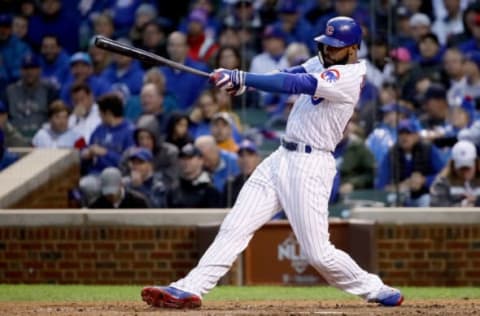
209 68 246 96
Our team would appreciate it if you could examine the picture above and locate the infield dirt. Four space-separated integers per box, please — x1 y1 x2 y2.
1 299 479 315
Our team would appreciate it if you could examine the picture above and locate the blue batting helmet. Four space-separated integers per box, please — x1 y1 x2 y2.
314 16 362 48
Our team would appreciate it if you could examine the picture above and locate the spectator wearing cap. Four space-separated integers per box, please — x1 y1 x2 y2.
123 147 167 208
166 143 222 208
89 167 149 209
39 35 70 89
376 119 446 207
101 38 145 96
389 47 422 103
392 5 415 48
431 140 480 207
6 54 58 140
459 9 480 54
27 0 80 54
0 128 19 171
68 83 102 144
60 52 112 106
129 4 158 47
32 100 85 149
185 8 219 63
223 139 261 207
211 112 239 153
249 24 289 74
274 0 314 52
333 120 375 200
406 13 432 60
195 135 240 193
124 114 179 190
81 94 135 175
161 31 209 110
431 0 464 46
0 13 32 88
366 103 413 180
0 101 29 147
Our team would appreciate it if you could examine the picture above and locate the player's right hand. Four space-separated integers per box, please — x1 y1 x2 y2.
209 68 246 96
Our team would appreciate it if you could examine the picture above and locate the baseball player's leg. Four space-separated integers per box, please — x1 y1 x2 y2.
170 151 283 297
279 152 384 298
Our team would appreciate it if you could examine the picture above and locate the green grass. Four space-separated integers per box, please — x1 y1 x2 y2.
0 285 479 302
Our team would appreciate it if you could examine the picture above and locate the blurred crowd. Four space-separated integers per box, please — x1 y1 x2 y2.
1 0 480 211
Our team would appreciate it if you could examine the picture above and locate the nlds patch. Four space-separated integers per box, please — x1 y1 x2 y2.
320 69 340 83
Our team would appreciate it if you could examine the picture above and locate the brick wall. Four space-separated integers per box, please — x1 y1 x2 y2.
376 224 480 286
9 164 80 209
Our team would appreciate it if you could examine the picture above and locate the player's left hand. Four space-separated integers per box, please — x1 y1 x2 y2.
209 68 246 96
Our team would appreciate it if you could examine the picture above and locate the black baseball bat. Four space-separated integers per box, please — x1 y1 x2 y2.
94 35 211 78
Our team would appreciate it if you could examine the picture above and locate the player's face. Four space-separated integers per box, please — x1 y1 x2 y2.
318 43 354 67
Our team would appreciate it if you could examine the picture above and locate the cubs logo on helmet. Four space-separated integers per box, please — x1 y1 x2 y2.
320 69 340 83
326 25 334 35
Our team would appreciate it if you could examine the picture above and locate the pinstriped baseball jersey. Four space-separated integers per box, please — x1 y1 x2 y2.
170 58 385 301
286 59 366 151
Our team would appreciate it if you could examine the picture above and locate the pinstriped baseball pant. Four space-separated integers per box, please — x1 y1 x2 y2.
170 147 384 298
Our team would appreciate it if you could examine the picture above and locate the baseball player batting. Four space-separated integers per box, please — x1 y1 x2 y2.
141 16 404 309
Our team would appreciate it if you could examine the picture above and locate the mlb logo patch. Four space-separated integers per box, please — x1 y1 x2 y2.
320 69 340 83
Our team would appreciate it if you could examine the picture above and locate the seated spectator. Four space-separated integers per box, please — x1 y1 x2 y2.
0 13 32 88
39 35 70 89
101 38 144 96
166 143 221 208
143 68 178 114
189 89 220 139
89 167 149 208
366 103 412 168
165 112 193 151
88 38 112 76
130 4 158 47
6 54 58 140
161 31 209 110
0 101 29 147
124 114 179 190
138 21 168 67
60 52 111 106
210 112 240 153
185 8 219 63
12 15 29 42
32 100 85 148
139 83 169 133
431 140 480 207
0 128 19 171
376 119 446 207
81 94 134 175
68 83 101 144
334 121 375 200
123 147 167 208
195 135 240 193
223 139 261 207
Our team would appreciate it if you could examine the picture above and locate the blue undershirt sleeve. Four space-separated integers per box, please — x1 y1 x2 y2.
244 72 317 95
280 65 307 74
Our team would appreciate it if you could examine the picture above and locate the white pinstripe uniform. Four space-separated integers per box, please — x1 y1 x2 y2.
171 57 385 299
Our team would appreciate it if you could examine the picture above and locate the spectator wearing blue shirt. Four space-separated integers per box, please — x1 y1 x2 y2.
27 0 80 54
61 52 111 107
195 135 240 193
0 14 32 89
161 31 209 111
82 94 135 175
376 119 446 207
101 38 144 96
0 128 19 171
39 35 70 89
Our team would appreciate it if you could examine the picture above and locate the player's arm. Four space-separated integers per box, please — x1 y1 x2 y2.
211 68 352 103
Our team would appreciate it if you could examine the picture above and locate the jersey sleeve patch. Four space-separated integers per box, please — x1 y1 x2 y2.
320 69 340 83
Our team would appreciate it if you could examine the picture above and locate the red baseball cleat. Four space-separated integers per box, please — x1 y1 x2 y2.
141 286 202 309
